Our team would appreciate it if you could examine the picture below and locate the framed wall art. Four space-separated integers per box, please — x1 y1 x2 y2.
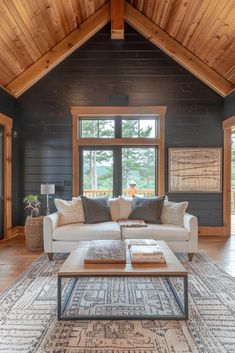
168 147 222 193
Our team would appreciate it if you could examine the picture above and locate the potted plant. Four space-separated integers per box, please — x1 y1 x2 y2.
24 195 41 218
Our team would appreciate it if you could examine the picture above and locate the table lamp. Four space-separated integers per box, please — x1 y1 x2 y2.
40 184 55 215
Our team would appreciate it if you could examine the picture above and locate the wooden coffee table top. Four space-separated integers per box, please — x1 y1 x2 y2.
58 240 187 277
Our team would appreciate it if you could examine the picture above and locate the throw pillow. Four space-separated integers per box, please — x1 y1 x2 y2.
109 198 120 221
129 196 165 224
81 196 112 224
161 201 188 227
118 196 133 219
54 198 85 226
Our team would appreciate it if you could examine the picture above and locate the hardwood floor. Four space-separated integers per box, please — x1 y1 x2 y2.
0 235 235 294
0 235 42 293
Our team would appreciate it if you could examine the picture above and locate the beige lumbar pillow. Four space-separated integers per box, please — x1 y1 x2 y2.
54 197 85 226
109 198 120 221
161 201 188 227
118 196 133 219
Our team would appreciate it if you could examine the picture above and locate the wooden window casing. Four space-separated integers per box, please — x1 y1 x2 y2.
0 113 12 239
71 106 166 198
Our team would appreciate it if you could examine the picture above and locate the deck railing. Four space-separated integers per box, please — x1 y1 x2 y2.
83 188 155 198
232 190 235 214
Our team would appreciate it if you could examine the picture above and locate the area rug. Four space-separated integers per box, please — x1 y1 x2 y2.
0 252 235 353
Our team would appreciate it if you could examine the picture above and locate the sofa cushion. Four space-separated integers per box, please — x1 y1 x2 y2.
161 201 188 226
53 221 121 242
81 196 112 224
109 198 120 221
54 198 85 226
118 196 132 219
129 196 165 224
122 224 190 241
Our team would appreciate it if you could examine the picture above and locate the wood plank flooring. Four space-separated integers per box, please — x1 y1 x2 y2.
0 235 235 294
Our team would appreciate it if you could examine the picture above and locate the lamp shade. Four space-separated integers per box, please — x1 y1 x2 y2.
40 184 55 195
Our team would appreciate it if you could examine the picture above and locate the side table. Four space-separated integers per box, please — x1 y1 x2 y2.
25 216 44 252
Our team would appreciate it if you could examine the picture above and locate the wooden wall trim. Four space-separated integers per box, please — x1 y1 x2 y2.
198 227 226 236
0 113 12 239
72 111 79 197
71 106 167 197
71 106 167 116
6 3 111 98
111 0 124 39
223 116 235 237
125 2 233 97
0 226 25 243
223 115 235 129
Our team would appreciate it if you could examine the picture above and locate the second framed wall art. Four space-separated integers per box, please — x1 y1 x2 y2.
168 147 222 193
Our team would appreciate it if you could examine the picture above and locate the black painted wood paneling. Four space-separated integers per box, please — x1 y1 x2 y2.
17 23 224 226
224 91 235 119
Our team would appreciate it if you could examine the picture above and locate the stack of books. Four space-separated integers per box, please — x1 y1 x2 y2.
130 245 166 264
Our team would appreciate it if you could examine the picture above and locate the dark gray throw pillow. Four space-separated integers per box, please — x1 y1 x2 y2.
128 196 165 224
81 196 112 224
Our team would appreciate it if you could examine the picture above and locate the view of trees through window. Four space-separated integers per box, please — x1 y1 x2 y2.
81 117 157 197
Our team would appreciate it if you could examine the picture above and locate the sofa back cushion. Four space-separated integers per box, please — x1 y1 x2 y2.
54 197 85 226
161 201 188 227
118 196 133 219
81 196 112 224
128 196 165 224
109 198 120 221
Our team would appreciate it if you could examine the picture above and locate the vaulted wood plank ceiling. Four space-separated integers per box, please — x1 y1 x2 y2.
0 0 234 98
0 0 108 87
128 0 235 86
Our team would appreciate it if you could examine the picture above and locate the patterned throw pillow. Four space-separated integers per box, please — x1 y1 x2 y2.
161 201 188 227
54 198 85 226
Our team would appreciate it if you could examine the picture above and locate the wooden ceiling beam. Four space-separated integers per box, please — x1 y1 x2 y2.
6 3 111 98
125 2 234 97
111 0 124 39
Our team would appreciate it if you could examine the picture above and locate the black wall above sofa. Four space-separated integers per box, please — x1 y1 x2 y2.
15 23 224 226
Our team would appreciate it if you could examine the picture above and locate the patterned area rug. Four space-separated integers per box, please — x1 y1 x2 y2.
0 252 235 353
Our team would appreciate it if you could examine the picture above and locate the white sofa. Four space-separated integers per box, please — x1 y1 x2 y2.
43 197 198 261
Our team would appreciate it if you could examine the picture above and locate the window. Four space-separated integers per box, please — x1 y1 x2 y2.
72 107 166 197
122 147 156 197
82 149 113 197
80 119 115 138
122 119 156 138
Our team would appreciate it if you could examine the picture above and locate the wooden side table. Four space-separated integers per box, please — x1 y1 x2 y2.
25 216 44 252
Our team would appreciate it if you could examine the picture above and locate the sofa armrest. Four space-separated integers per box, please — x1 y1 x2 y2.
183 212 198 252
43 212 59 252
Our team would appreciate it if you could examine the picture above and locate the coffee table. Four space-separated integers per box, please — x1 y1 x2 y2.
57 240 188 320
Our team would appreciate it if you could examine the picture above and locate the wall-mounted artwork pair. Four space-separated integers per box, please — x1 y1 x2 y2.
168 147 222 193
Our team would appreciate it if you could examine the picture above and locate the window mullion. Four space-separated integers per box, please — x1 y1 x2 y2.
113 147 122 197
115 117 122 138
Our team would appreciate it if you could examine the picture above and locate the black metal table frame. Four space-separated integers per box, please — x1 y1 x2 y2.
57 274 188 321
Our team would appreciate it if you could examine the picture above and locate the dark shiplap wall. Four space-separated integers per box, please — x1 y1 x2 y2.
0 88 15 118
17 24 224 226
224 91 235 119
